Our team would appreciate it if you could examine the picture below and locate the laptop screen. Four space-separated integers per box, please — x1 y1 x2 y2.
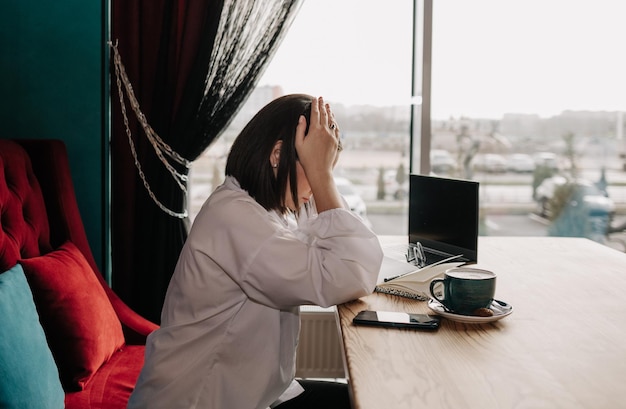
408 174 479 263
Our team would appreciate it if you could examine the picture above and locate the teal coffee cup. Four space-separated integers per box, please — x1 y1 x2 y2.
429 268 496 315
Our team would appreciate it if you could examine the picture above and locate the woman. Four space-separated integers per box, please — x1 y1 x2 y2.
127 95 383 409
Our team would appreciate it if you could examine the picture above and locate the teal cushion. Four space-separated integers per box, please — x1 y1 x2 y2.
0 264 64 408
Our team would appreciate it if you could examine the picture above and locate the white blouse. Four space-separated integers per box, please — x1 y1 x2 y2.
127 176 383 409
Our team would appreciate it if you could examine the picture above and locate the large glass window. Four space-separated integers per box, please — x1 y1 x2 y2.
431 0 626 250
190 0 414 233
190 0 626 252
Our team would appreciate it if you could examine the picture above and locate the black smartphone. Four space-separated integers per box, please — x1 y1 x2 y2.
352 310 440 330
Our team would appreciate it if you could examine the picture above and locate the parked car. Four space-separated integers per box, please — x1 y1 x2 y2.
508 153 535 173
534 175 614 219
474 153 507 173
430 149 455 174
533 152 559 171
334 177 372 227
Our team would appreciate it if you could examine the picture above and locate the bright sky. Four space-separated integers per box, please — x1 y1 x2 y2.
258 0 626 119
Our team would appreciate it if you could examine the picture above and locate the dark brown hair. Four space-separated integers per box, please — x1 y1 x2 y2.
225 93 313 214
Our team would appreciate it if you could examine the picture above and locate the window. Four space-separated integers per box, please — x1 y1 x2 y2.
190 0 414 232
191 0 626 251
430 0 626 249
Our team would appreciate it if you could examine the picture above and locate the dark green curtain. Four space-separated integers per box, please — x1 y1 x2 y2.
111 0 302 323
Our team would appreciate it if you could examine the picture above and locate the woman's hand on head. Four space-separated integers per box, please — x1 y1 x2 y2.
295 96 340 178
294 96 343 212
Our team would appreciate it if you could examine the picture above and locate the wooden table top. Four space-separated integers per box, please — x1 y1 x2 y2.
336 236 626 409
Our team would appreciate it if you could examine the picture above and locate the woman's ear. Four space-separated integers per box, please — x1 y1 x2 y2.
269 140 282 168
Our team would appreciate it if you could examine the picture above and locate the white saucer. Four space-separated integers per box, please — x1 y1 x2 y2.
427 299 513 324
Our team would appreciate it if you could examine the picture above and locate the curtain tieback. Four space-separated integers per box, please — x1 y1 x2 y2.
109 40 189 219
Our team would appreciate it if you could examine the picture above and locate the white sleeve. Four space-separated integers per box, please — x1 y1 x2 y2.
209 197 383 309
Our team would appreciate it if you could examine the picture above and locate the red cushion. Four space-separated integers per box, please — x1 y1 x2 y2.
64 345 145 409
19 242 125 391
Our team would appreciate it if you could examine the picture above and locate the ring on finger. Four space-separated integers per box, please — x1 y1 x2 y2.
329 123 336 130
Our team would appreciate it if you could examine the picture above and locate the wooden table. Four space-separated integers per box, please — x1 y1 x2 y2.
336 236 626 409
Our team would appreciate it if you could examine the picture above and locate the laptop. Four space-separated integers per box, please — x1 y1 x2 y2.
407 174 479 266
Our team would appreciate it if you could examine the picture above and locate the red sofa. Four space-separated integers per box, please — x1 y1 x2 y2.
0 139 157 408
